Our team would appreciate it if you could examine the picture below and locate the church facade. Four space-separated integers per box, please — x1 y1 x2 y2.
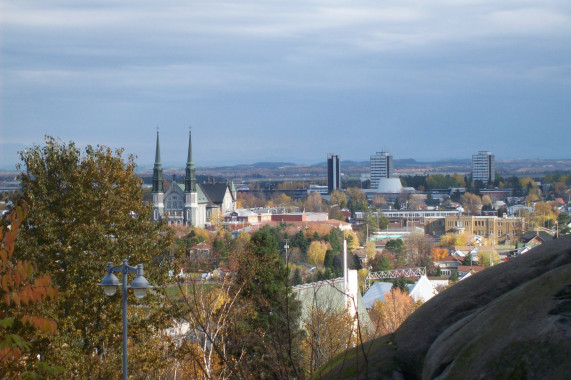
151 131 236 227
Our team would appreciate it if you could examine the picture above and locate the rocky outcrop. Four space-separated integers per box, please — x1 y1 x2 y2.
315 235 571 379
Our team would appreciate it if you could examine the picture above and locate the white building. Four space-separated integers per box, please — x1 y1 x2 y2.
370 151 394 189
472 151 495 184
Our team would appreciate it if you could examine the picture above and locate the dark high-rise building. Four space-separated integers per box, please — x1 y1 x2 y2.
327 153 340 194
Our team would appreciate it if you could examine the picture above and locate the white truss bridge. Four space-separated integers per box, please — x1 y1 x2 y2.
364 267 426 292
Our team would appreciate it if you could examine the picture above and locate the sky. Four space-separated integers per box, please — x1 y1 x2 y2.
1 0 570 169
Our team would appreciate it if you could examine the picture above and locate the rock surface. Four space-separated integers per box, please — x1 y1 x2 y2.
315 235 571 379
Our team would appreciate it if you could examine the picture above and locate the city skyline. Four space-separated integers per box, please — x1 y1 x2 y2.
2 1 571 169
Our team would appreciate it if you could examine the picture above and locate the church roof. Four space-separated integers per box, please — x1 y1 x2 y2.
200 183 231 204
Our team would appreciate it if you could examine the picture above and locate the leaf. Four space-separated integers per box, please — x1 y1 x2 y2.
0 317 15 329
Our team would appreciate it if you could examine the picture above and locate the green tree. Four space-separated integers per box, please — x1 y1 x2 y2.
326 228 343 254
292 268 303 285
235 228 304 378
324 250 335 268
385 239 405 255
16 137 176 377
346 187 368 213
391 275 409 293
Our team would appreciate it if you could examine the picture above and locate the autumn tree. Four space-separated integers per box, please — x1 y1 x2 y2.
171 277 247 379
369 289 415 336
431 247 449 261
346 187 368 213
481 194 493 208
209 209 225 231
461 192 483 215
364 241 377 263
344 230 360 252
0 203 61 378
301 298 355 376
16 137 176 377
478 251 501 268
307 241 328 267
439 232 468 247
329 190 348 209
305 192 323 212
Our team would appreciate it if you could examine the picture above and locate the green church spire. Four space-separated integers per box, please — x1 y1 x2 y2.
184 129 196 192
152 130 164 193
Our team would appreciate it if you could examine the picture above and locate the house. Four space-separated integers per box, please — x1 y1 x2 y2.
453 246 479 264
433 255 462 277
457 265 485 279
520 231 554 246
407 275 438 303
189 242 212 261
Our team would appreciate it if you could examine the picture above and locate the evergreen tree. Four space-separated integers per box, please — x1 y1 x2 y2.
324 249 335 268
235 228 304 378
392 275 409 293
292 268 303 285
326 228 343 253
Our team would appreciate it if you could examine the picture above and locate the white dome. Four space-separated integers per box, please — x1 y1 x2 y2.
376 177 403 193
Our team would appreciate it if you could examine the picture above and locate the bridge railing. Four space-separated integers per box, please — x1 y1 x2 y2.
364 267 426 292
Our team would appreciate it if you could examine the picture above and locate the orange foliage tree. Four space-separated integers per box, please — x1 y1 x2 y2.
431 247 449 261
0 203 60 378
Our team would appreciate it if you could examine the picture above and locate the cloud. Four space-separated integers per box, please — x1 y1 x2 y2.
1 0 570 167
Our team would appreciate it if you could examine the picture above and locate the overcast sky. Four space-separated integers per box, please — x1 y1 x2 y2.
1 0 570 169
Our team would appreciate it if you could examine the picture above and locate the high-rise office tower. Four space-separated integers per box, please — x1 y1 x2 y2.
370 151 393 189
472 151 495 184
327 154 340 194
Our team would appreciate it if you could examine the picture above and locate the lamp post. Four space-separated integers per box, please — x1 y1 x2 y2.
99 259 152 380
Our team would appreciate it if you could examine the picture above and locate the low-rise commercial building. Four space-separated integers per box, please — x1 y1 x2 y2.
425 215 525 244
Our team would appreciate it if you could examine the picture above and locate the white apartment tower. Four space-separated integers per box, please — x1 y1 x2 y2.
370 151 393 189
472 151 495 185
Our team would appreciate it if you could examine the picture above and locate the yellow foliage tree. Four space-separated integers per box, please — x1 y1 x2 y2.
461 192 482 215
305 192 323 212
344 230 360 252
300 305 355 376
307 241 328 266
364 241 377 262
369 289 415 336
481 195 492 207
330 190 348 209
209 209 225 232
478 251 501 268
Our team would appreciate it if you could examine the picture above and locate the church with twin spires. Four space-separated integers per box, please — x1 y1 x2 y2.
151 131 237 227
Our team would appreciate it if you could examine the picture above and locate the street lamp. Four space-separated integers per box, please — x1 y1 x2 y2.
99 259 152 380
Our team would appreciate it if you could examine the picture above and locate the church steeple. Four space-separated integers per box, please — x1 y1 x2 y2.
152 130 164 193
184 129 196 192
